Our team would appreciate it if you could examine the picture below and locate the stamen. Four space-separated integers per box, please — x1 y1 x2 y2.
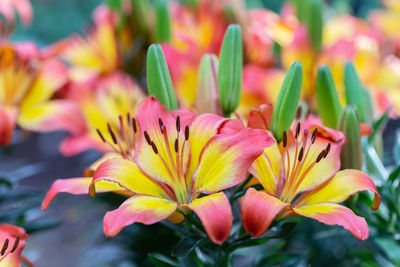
298 147 304 162
132 118 137 133
311 128 318 144
316 150 325 163
161 125 167 134
126 112 131 126
144 130 151 145
176 116 181 132
174 138 179 153
296 106 302 120
107 123 117 145
185 125 190 140
282 131 287 148
10 237 19 253
96 129 106 143
295 122 301 139
158 118 164 132
151 141 158 154
324 143 331 158
1 239 9 256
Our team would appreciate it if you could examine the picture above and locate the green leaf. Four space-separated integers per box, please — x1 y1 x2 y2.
375 238 400 265
338 105 362 170
306 0 323 52
146 44 178 110
148 253 180 267
154 0 171 42
344 62 366 123
217 24 243 116
315 66 342 128
270 61 303 140
171 235 203 257
394 130 400 165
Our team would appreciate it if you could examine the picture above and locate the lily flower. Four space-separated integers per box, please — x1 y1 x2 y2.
61 7 120 83
59 72 145 156
0 45 84 146
0 224 33 267
240 120 381 240
87 97 273 244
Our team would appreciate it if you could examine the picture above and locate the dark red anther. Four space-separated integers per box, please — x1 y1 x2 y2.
282 131 287 148
185 125 190 140
158 118 164 131
311 128 318 144
298 147 304 162
176 116 181 132
316 150 325 163
324 143 331 158
107 123 117 144
96 129 106 143
10 236 19 253
1 238 9 256
127 112 131 126
132 118 137 133
151 141 158 154
161 125 167 134
144 130 151 145
296 106 302 120
295 122 301 139
174 138 178 153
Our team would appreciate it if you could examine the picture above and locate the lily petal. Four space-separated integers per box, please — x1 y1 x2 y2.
192 128 274 194
135 97 194 187
186 113 228 185
284 135 342 195
293 203 369 240
247 104 273 130
188 192 232 245
296 169 381 210
18 100 87 135
42 177 126 210
103 195 177 237
0 224 28 267
241 188 289 237
249 141 282 194
60 134 108 156
91 158 167 198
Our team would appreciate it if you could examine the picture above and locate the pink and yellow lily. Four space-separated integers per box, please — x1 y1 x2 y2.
238 116 381 239
0 224 33 267
0 44 84 146
59 72 145 156
43 97 273 244
60 6 120 83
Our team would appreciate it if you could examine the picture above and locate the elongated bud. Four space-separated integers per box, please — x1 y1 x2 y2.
131 0 150 35
344 62 366 123
146 44 178 110
293 0 309 23
338 105 363 170
362 88 374 126
154 0 171 42
270 61 303 140
306 0 323 52
316 66 342 128
217 24 243 116
196 54 222 115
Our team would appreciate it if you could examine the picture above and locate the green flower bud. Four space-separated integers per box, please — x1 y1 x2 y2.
146 44 178 110
270 61 303 140
338 105 363 170
217 24 243 116
315 66 342 129
196 54 222 115
344 62 366 123
154 0 171 42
